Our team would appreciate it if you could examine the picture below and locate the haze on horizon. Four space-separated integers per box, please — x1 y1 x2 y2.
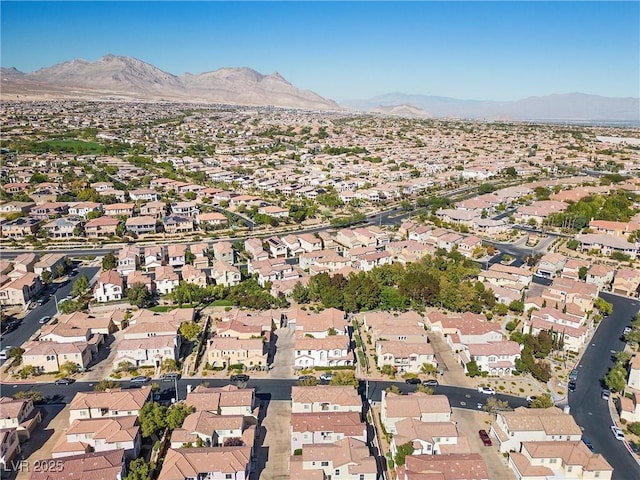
1 1 638 103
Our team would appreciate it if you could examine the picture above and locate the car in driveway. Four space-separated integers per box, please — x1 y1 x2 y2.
478 429 492 446
54 377 75 385
601 389 611 401
611 425 625 441
423 379 439 387
39 316 51 324
298 375 317 384
130 376 151 384
568 382 576 392
319 373 333 382
478 386 496 395
405 377 421 385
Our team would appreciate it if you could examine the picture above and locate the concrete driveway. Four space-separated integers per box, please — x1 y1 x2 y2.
252 400 291 480
270 328 294 379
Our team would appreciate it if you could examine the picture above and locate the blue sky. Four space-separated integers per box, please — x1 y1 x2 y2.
1 1 638 101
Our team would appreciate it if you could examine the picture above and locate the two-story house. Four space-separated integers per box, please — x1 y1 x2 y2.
68 387 151 423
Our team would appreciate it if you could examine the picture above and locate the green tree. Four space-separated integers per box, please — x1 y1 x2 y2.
329 370 358 387
59 299 84 314
483 397 510 416
604 363 627 392
124 458 150 480
394 441 415 466
466 360 481 377
380 364 396 378
594 297 613 316
578 266 588 281
166 403 194 430
17 365 37 379
530 393 554 408
72 273 89 296
13 390 43 403
127 283 153 308
94 379 120 391
179 321 202 341
291 282 310 304
567 239 580 250
59 361 80 376
161 358 180 372
139 402 168 438
508 300 524 313
420 363 437 376
102 252 117 270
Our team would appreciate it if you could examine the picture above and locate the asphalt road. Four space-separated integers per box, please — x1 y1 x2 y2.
568 292 640 480
3 377 529 412
0 266 100 353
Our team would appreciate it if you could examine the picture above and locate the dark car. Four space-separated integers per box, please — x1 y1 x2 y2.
298 375 317 384
405 377 421 385
54 378 74 385
423 379 439 387
568 382 576 392
160 372 181 382
582 437 595 453
130 375 151 384
478 429 492 446
230 374 250 383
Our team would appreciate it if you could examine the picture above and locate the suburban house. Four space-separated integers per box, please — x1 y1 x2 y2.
0 217 42 238
289 437 377 480
163 214 194 234
291 386 362 414
461 341 522 376
490 406 582 453
0 428 21 470
196 212 228 229
612 267 640 297
380 392 451 434
29 450 126 480
619 391 640 423
211 260 242 287
390 418 468 457
376 340 437 374
290 412 366 454
52 416 141 459
154 265 180 294
212 241 235 264
184 385 257 418
84 216 120 238
93 270 124 303
508 441 613 480
158 447 252 480
181 265 208 288
116 245 140 278
144 245 166 271
33 253 67 278
0 397 41 441
41 217 83 238
125 216 157 236
404 454 489 480
21 341 93 374
207 337 268 369
68 387 151 423
293 333 352 369
0 272 43 306
169 411 255 449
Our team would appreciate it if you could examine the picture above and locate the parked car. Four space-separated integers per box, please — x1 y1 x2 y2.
423 379 439 387
160 372 181 382
319 373 333 382
478 386 496 395
602 389 611 401
54 378 74 385
623 326 632 336
230 374 250 383
568 382 576 392
611 425 625 441
569 369 579 381
130 376 151 384
526 395 538 404
38 316 51 324
478 429 492 446
0 346 15 360
405 377 421 385
582 437 595 453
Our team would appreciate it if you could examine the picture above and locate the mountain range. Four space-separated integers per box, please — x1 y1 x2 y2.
1 54 638 122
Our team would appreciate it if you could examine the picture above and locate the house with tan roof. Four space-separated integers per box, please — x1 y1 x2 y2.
93 270 124 303
290 411 366 454
391 418 469 457
189 242 210 269
0 272 43 306
618 391 640 423
291 386 362 414
84 215 120 238
212 241 235 264
167 244 187 267
294 333 352 369
612 267 640 297
184 385 257 418
404 453 489 480
116 245 140 277
211 259 242 287
536 253 567 278
0 428 21 470
627 353 640 390
589 219 640 237
524 307 587 353
461 340 522 376
542 278 599 312
103 203 135 218
125 215 156 236
181 264 208 288
33 253 68 278
207 337 268 370
29 449 126 480
561 258 591 281
0 397 41 441
52 416 141 459
585 263 615 290
376 340 436 374
158 446 252 480
290 437 377 480
508 441 612 480
68 387 151 423
126 270 155 295
22 341 92 374
285 307 347 337
169 411 255 449
490 406 582 453
112 335 177 369
140 200 166 219
0 217 41 239
381 392 451 434
154 265 180 294
576 233 638 259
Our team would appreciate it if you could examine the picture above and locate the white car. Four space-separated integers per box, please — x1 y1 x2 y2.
611 425 624 441
478 386 496 395
623 327 632 335
602 389 611 401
